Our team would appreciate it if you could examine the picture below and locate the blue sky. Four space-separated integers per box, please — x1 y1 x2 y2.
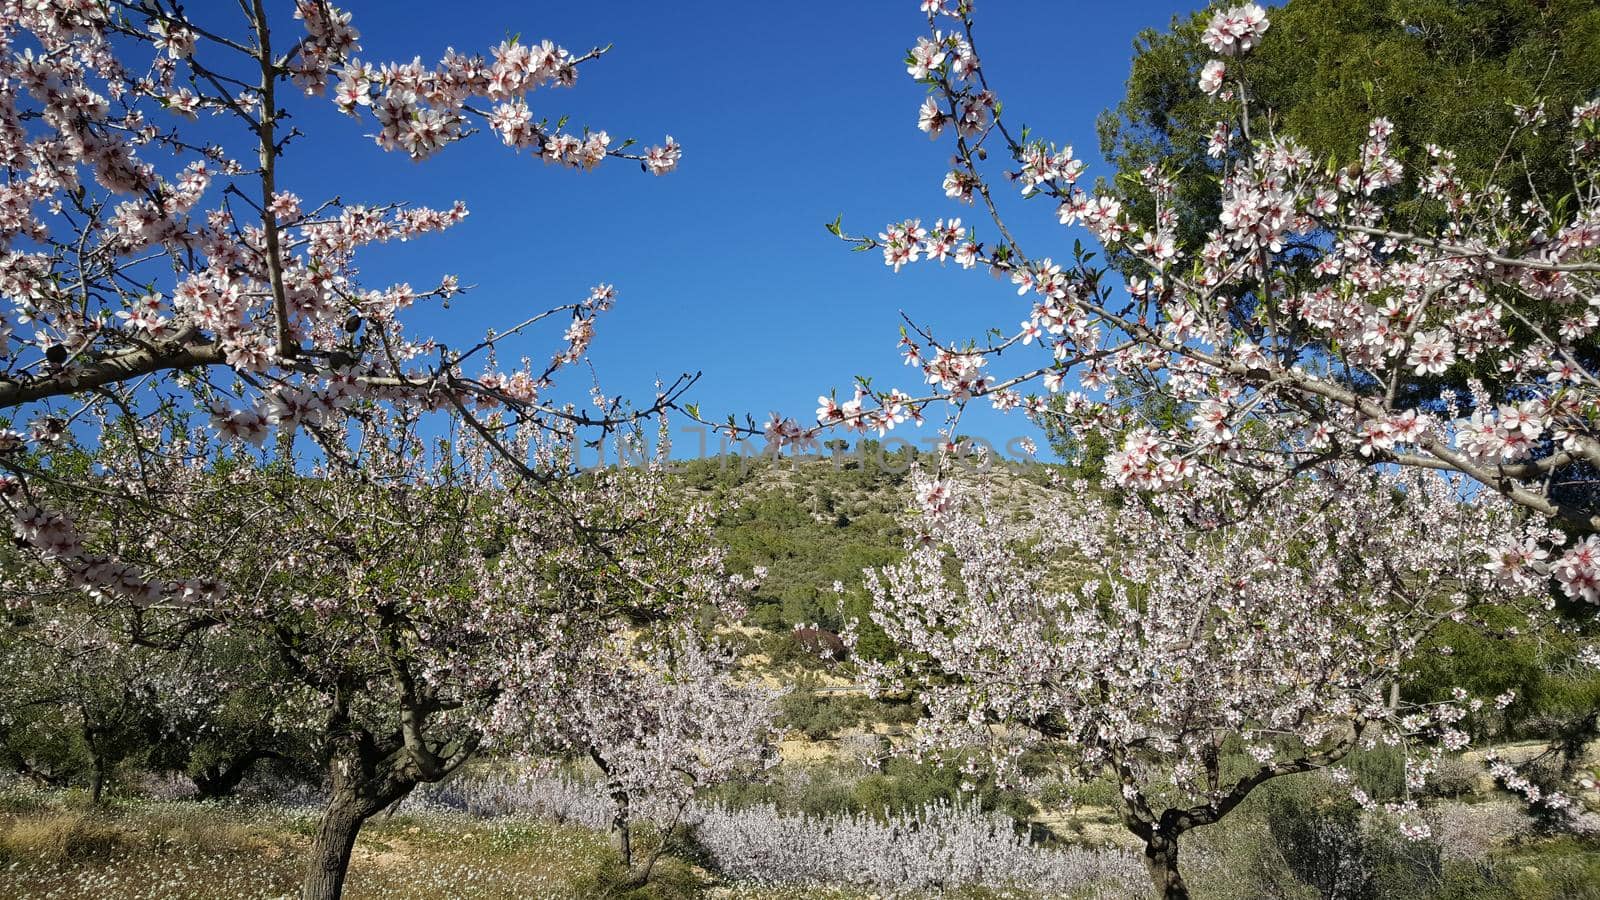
280 1 1202 457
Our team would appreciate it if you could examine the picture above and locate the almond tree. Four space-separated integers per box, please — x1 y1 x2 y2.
0 8 703 892
532 625 781 883
0 596 300 801
784 10 1600 878
0 604 200 802
857 464 1571 898
0 0 692 587
0 0 683 409
754 1 1600 606
2 407 758 900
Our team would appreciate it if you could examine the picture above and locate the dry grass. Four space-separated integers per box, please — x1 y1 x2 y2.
0 808 133 863
0 794 619 899
0 790 1038 899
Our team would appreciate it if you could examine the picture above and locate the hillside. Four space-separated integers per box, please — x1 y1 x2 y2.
679 447 1059 646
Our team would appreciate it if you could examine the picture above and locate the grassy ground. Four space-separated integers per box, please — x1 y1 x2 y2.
0 793 614 899
6 770 1600 900
0 785 999 900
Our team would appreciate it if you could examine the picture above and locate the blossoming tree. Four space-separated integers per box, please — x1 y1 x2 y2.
858 465 1566 897
535 625 782 883
0 601 213 803
2 407 760 900
0 0 681 405
0 0 691 589
753 1 1600 607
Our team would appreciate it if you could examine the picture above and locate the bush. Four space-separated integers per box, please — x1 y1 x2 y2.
1261 778 1380 900
568 850 706 899
1039 776 1122 812
1405 618 1600 743
1346 745 1409 801
414 771 612 829
1424 757 1484 800
1185 770 1594 900
691 799 1146 896
1429 801 1532 864
778 692 864 741
1494 838 1600 900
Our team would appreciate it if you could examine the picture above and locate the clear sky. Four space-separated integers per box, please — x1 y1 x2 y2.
281 1 1200 457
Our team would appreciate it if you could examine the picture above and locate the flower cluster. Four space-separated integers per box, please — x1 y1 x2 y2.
1104 428 1193 488
1554 537 1600 604
878 218 976 271
1201 3 1270 56
1198 59 1227 96
0 1 683 476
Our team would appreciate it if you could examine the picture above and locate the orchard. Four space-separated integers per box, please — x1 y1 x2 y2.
0 2 1597 899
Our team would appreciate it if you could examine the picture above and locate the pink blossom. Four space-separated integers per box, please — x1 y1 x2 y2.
1202 4 1270 56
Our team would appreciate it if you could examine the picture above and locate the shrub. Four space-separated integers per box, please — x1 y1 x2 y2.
1495 837 1600 900
1425 757 1485 800
778 691 860 741
690 799 1146 896
1040 777 1123 812
569 850 705 899
413 772 612 830
1429 801 1533 864
1260 779 1378 900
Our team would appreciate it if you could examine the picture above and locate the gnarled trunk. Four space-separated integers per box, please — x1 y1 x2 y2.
194 748 282 799
302 791 367 900
301 782 407 900
297 638 478 899
1142 831 1189 900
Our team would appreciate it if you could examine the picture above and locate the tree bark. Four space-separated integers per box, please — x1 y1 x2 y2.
609 787 633 870
0 339 224 409
87 755 105 805
589 751 635 872
1142 832 1190 900
295 643 476 898
301 787 386 900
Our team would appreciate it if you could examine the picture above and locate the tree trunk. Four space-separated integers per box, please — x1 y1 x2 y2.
1143 832 1190 900
301 788 383 900
610 788 633 870
88 755 106 805
193 748 281 799
590 751 635 874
